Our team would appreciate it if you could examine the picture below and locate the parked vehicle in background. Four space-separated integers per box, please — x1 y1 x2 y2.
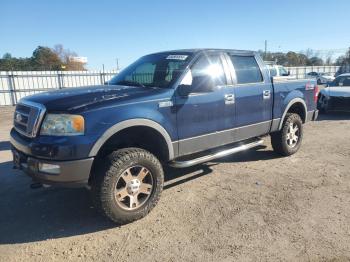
266 63 294 79
335 64 350 77
317 73 350 113
306 71 335 85
10 49 319 224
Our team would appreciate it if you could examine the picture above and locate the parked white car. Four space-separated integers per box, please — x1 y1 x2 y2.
267 65 290 78
306 71 335 85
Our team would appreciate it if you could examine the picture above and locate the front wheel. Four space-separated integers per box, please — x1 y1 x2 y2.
91 148 164 224
271 113 303 156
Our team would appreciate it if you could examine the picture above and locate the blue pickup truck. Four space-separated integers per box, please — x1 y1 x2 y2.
10 49 318 223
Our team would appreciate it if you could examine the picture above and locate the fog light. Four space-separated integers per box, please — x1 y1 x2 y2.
38 163 60 174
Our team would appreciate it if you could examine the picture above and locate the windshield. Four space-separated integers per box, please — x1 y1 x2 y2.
108 53 192 88
278 66 288 76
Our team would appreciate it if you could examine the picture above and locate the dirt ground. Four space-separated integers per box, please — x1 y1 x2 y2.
1 106 350 262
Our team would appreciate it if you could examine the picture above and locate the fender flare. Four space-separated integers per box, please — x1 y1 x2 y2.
278 98 307 130
89 119 174 160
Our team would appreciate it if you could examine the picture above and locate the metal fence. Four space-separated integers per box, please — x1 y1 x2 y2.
287 65 340 79
0 70 118 105
0 66 341 106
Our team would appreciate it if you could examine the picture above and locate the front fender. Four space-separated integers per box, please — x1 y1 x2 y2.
88 118 175 160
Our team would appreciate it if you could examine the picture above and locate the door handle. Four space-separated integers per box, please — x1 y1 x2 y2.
224 94 235 104
263 90 271 99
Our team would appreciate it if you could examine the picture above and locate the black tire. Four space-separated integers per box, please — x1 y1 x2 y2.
91 148 164 224
317 94 328 114
317 78 322 85
271 113 303 156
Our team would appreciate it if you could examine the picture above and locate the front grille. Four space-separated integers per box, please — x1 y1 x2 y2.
329 97 350 111
14 101 46 137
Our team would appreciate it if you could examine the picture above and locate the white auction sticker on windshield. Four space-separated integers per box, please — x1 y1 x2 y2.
166 55 188 60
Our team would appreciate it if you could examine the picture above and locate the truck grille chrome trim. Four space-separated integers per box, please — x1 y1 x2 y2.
14 100 46 138
169 139 264 168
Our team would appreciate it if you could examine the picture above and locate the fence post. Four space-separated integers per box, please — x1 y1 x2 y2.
296 67 299 79
57 71 64 89
7 72 17 105
100 71 105 85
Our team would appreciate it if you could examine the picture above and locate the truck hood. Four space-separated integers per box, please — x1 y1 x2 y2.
322 86 350 97
22 85 166 112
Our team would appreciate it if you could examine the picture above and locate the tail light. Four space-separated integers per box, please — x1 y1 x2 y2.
314 85 319 103
306 82 319 103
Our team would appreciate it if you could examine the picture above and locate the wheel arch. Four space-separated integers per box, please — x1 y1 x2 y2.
89 119 175 161
278 98 307 130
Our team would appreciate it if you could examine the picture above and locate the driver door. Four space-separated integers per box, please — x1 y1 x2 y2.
175 53 235 156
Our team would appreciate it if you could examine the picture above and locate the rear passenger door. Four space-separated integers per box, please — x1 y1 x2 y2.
225 53 273 141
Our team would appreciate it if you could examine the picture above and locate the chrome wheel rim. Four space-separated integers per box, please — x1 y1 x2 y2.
286 122 299 148
114 166 153 211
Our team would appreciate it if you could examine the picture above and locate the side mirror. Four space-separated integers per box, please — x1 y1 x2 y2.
178 75 216 96
177 84 192 97
287 70 291 76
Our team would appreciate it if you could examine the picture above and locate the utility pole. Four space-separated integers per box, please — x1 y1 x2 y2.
116 58 120 72
264 40 267 59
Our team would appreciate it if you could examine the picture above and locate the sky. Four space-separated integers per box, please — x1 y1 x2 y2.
1 0 349 70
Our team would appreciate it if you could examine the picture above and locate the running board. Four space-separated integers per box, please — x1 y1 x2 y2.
169 139 264 168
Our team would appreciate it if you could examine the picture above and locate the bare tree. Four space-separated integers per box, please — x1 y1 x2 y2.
53 44 86 70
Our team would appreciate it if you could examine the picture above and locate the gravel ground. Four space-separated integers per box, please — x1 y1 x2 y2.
1 106 350 262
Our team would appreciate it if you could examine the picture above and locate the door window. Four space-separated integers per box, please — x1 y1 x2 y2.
180 54 226 92
229 55 263 84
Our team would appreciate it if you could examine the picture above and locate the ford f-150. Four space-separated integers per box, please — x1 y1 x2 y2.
10 49 319 223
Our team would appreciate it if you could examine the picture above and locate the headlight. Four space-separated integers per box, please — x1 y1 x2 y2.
40 114 85 136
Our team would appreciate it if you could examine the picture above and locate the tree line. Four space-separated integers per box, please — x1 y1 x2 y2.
260 47 350 67
1 45 350 71
335 48 350 75
0 45 86 71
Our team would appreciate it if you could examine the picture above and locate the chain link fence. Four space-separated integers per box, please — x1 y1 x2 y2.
0 66 341 105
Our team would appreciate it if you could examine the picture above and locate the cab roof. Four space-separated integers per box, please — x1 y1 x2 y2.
150 48 257 56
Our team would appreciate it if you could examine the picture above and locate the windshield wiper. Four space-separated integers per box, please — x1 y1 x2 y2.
114 80 146 88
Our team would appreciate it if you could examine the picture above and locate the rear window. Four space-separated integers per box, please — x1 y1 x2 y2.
229 55 263 84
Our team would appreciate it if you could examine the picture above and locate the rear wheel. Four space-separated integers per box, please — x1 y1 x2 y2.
91 148 164 224
271 113 303 156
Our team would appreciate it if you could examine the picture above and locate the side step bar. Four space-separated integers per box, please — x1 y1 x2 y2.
169 139 264 168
